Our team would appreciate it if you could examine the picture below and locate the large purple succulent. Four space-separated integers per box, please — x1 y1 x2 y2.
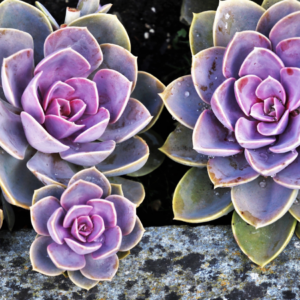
0 0 164 210
30 167 144 289
160 0 300 266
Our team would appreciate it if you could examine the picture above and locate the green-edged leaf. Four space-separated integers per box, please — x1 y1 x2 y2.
35 1 59 30
295 222 300 239
232 211 296 267
232 176 298 229
110 183 124 196
117 250 130 260
68 270 98 290
96 136 149 177
0 0 52 63
131 71 165 133
1 193 14 231
0 147 43 209
180 0 219 25
98 4 112 14
261 0 283 10
69 14 130 51
77 0 99 16
108 176 145 206
0 209 3 229
190 11 215 55
173 167 233 223
128 130 165 177
32 184 66 205
289 197 300 221
160 123 208 167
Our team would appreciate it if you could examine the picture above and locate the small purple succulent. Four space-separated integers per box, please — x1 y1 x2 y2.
161 0 300 266
30 167 144 289
0 0 164 209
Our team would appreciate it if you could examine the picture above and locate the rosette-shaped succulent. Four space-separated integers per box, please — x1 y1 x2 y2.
160 0 300 266
0 0 164 210
30 167 145 289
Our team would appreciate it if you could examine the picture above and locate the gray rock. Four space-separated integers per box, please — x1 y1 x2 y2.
0 225 300 299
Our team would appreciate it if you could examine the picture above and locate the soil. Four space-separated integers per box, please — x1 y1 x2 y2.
3 0 263 231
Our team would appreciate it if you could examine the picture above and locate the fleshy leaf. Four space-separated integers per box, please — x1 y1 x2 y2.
0 209 3 229
160 123 208 167
80 253 118 281
213 0 265 47
0 0 52 63
207 154 259 188
119 216 145 251
108 177 145 207
173 167 233 223
30 236 64 276
110 183 123 196
32 185 66 206
289 198 300 221
232 176 298 228
68 167 111 198
68 270 98 290
35 1 59 30
97 136 149 177
189 11 215 55
232 211 296 267
100 98 152 143
128 130 165 177
96 43 137 90
160 75 205 129
27 152 76 187
191 46 226 104
44 27 102 75
117 251 130 260
131 71 165 132
1 193 15 231
0 147 43 209
77 0 99 15
69 14 130 51
257 0 300 37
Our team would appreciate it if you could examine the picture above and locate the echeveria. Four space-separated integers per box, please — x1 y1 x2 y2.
161 0 300 266
30 167 145 289
0 0 164 209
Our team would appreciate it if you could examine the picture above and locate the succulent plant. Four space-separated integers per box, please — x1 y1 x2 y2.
0 0 164 210
30 167 144 289
160 0 300 266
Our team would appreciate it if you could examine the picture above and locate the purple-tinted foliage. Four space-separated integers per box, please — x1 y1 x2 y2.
30 167 144 289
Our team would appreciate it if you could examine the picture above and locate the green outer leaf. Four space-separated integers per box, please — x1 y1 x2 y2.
110 183 124 196
289 199 300 221
117 250 130 260
180 0 219 25
128 130 165 177
69 14 131 51
0 209 3 229
232 211 296 267
160 123 208 167
1 193 15 231
173 167 233 223
295 222 300 239
0 0 52 63
131 71 165 133
261 0 283 10
77 0 99 16
108 176 145 207
32 184 66 205
190 11 215 55
35 1 59 30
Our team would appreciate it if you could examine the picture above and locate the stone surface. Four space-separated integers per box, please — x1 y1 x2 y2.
1 226 300 299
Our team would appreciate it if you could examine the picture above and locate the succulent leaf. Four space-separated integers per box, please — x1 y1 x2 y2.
110 183 123 196
207 154 259 188
232 176 298 228
1 193 15 231
35 1 59 30
232 211 296 267
108 176 145 207
69 14 131 51
131 71 165 133
160 123 208 167
32 185 66 206
160 75 206 129
261 0 284 10
97 136 149 177
173 167 233 223
68 270 99 290
77 0 99 16
213 0 265 47
0 0 52 63
97 4 112 14
289 198 300 221
190 11 215 55
117 250 130 260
